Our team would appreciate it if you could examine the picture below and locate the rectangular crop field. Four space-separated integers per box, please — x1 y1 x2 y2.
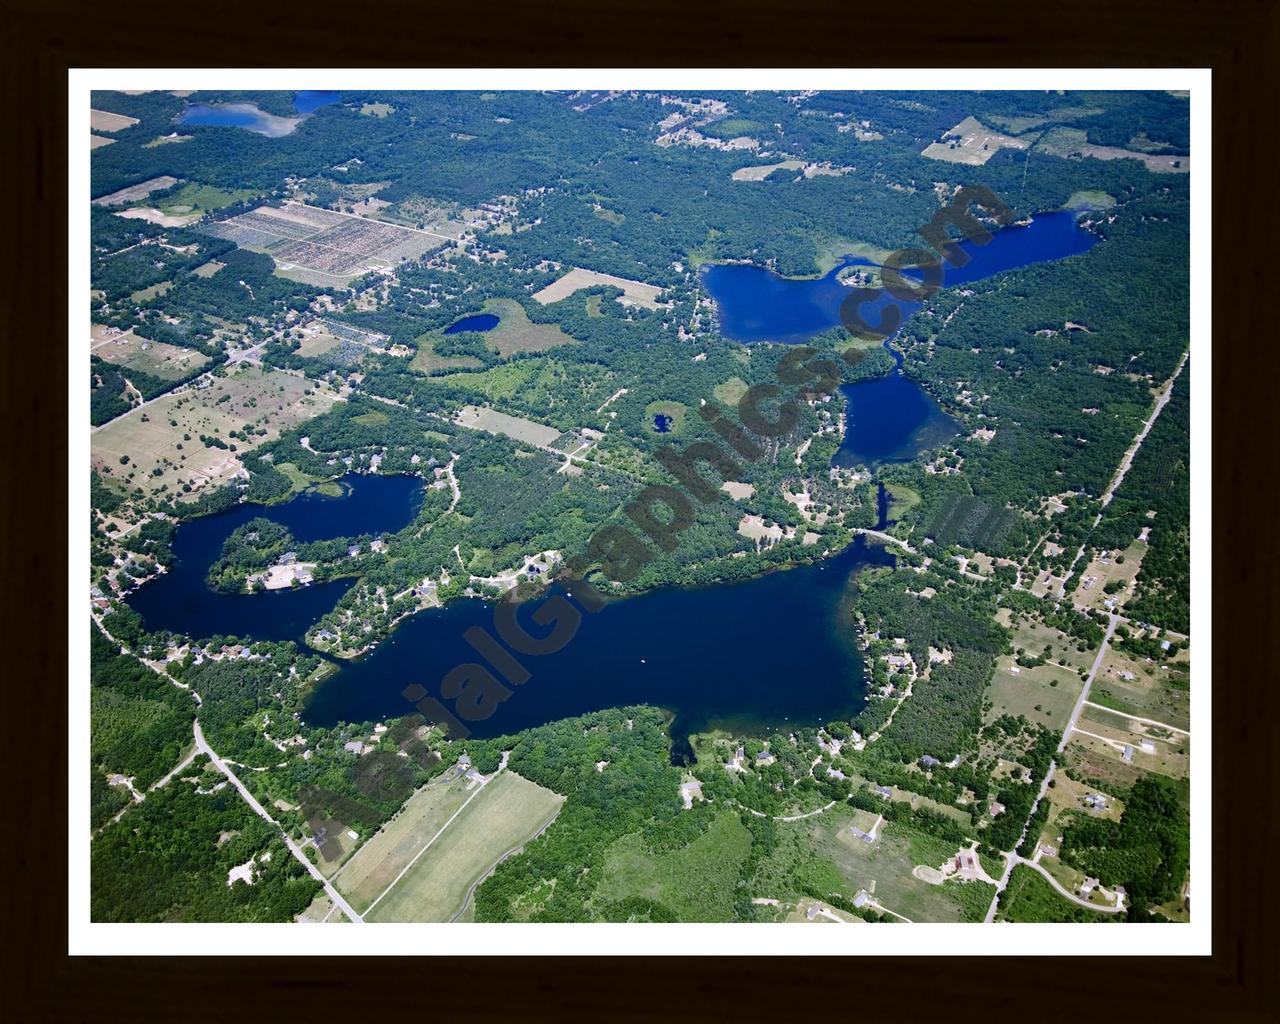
366 771 564 922
93 175 181 208
455 405 562 449
90 108 140 133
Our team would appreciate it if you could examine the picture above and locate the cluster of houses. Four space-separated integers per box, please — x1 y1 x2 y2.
724 744 779 773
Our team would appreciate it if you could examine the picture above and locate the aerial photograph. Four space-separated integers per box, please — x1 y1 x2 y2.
83 83 1195 931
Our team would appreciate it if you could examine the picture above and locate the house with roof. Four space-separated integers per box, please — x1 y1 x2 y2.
920 755 941 768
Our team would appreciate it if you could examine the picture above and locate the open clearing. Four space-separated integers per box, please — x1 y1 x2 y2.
366 771 564 922
93 175 181 208
207 201 449 287
412 298 574 374
762 806 981 922
986 655 1085 731
455 405 562 449
90 135 116 150
334 772 475 912
1089 646 1190 732
155 182 259 219
731 159 804 181
595 811 752 921
921 116 1036 165
472 298 575 357
90 108 140 133
1036 127 1189 173
1074 541 1147 612
532 267 668 310
1007 615 1098 672
91 365 338 500
92 329 211 381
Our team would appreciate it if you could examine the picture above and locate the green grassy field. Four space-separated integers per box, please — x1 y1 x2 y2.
986 656 1085 731
156 182 259 218
412 299 574 375
594 811 752 922
335 773 475 912
751 806 976 923
366 771 564 922
431 360 539 400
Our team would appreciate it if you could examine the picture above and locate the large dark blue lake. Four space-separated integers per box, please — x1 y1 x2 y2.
701 210 1098 464
125 472 894 752
305 537 894 755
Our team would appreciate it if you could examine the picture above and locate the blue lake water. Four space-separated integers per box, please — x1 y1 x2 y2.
444 313 501 334
178 92 340 136
701 210 1098 465
304 537 895 756
653 414 673 433
127 475 423 642
294 91 341 114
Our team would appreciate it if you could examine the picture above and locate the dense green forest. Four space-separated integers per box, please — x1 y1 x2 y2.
90 625 193 790
91 760 320 922
1058 774 1190 910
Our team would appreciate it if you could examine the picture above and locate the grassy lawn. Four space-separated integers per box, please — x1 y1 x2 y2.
985 655 1085 732
156 182 259 217
712 376 749 406
366 771 564 922
130 280 173 303
334 773 475 912
595 811 752 922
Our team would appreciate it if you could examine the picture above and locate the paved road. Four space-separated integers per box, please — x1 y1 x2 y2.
984 610 1122 921
1059 350 1189 595
1060 612 1120 754
1099 348 1189 509
194 720 363 923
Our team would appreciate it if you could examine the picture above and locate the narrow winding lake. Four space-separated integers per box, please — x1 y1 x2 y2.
701 210 1098 464
127 475 423 642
